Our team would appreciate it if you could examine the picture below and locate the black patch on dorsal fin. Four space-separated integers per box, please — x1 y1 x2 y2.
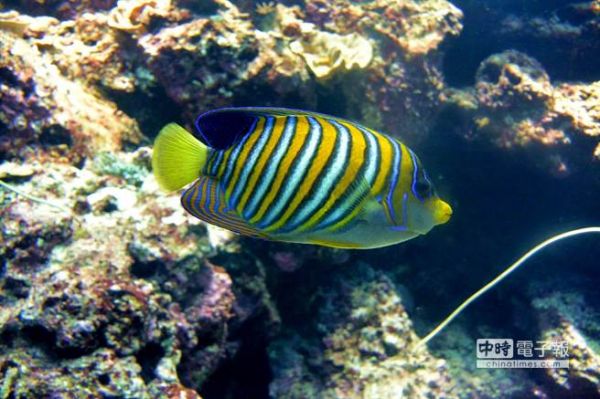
194 108 258 150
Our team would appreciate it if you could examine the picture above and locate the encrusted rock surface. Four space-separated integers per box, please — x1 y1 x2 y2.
1 0 599 397
531 286 600 396
0 150 277 397
268 262 457 399
0 24 142 162
442 50 600 176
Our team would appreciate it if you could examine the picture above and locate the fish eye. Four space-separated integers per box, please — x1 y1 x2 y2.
414 180 432 198
413 168 434 201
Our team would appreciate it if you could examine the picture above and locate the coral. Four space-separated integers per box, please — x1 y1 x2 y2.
299 0 463 139
2 0 464 153
138 1 314 122
0 148 278 397
40 14 135 92
554 81 600 159
92 150 150 187
107 0 188 35
475 50 553 117
289 29 373 79
0 24 142 162
268 262 459 399
5 0 598 396
139 0 462 140
304 0 463 56
531 288 600 395
139 7 259 112
443 50 600 175
5 0 116 20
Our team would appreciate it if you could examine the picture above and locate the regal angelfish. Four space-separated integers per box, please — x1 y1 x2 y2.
152 108 452 249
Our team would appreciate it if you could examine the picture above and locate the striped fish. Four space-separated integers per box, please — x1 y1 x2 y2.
152 107 452 249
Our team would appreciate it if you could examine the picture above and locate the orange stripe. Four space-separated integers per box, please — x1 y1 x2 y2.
252 116 310 227
296 120 366 232
237 117 287 213
370 129 392 196
224 117 265 199
262 117 336 228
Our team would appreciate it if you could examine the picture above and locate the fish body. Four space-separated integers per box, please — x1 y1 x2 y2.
152 108 451 249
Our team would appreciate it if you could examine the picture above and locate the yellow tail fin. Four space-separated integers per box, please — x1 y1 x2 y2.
152 123 208 191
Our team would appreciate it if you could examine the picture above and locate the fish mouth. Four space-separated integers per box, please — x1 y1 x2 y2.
434 199 453 225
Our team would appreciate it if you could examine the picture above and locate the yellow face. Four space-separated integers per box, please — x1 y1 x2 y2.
405 195 452 234
382 149 452 236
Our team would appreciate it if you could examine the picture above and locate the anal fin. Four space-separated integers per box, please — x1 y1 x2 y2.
181 177 268 239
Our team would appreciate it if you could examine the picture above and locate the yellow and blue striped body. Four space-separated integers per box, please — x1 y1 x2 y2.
154 108 452 249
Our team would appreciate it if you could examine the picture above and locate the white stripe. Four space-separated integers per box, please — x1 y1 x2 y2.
230 117 275 206
357 127 379 186
287 119 349 229
259 117 321 228
244 117 296 219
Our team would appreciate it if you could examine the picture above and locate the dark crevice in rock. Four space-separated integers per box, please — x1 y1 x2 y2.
39 124 73 147
105 85 180 142
20 325 58 354
135 342 165 384
130 259 162 279
199 337 271 399
0 67 20 87
1 277 31 301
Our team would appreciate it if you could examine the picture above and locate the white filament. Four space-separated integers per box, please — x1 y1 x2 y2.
415 227 600 349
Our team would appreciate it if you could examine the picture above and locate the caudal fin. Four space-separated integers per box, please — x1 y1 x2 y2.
152 123 208 191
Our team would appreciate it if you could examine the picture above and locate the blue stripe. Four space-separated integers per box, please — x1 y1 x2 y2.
313 121 364 229
385 139 402 224
230 117 275 207
244 116 297 219
258 116 321 229
356 127 379 186
285 118 349 231
211 150 224 175
409 149 424 202
222 119 257 187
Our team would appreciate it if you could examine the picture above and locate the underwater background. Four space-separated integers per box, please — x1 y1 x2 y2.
1 0 599 398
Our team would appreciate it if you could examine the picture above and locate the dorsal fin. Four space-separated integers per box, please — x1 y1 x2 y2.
194 109 259 150
194 107 373 150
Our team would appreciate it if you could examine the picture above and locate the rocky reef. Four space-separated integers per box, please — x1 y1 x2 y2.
1 0 599 398
268 262 455 399
440 48 600 176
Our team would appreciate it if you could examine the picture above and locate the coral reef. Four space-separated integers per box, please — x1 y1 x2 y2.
0 18 142 162
268 262 458 399
2 0 464 159
139 0 462 138
303 0 463 56
496 1 600 81
531 287 600 396
442 50 600 175
289 30 373 80
0 150 277 397
1 0 599 397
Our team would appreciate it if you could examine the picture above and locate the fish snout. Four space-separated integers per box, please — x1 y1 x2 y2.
433 199 452 225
